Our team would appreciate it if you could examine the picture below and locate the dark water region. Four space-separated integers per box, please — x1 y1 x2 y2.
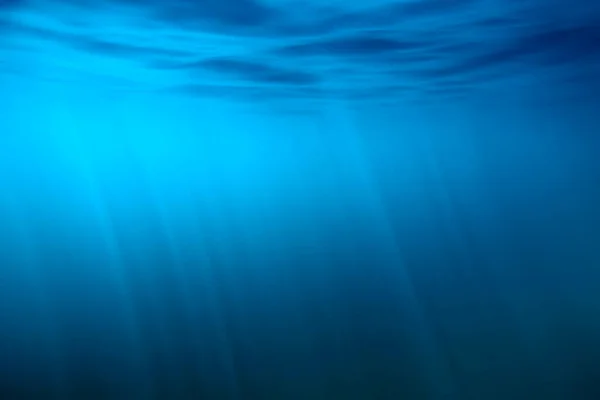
1 0 600 399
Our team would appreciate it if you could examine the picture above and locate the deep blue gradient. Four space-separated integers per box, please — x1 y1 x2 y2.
1 1 600 399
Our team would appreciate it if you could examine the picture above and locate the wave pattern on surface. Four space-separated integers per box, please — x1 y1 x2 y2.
1 0 599 100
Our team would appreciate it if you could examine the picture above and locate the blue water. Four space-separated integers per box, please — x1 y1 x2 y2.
1 0 600 399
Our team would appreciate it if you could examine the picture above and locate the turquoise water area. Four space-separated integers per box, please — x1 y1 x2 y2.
1 0 599 398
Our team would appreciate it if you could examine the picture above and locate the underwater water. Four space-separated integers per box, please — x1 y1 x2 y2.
1 0 600 399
